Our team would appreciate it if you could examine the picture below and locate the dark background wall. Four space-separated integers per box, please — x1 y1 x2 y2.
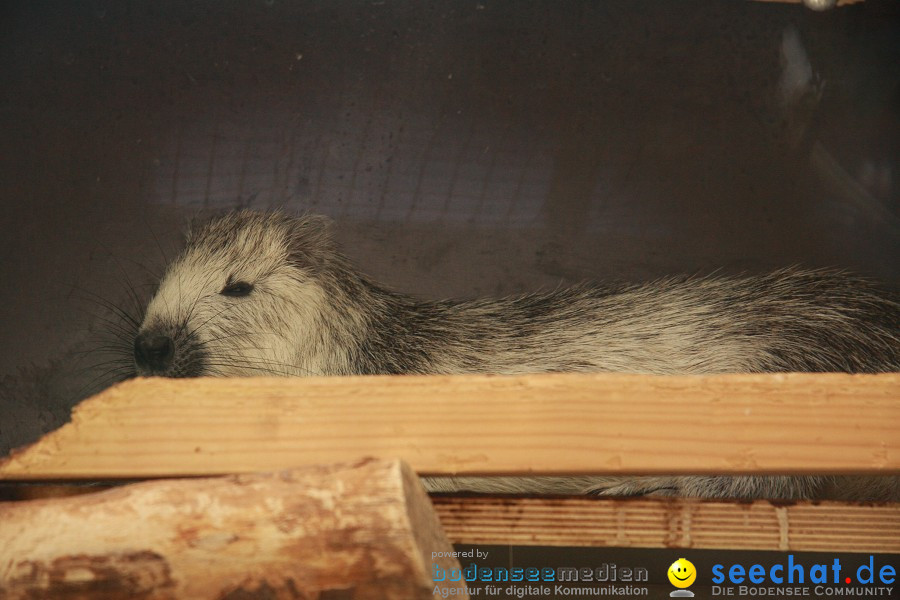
1 0 898 453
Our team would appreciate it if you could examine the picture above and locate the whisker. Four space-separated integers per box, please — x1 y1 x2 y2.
70 285 144 331
201 352 315 377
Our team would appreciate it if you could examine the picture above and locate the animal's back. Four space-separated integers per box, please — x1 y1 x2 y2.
397 269 899 376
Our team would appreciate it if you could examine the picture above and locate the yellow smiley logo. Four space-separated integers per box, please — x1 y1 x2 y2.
668 558 697 588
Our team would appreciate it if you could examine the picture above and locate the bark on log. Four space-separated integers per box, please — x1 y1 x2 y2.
0 459 466 600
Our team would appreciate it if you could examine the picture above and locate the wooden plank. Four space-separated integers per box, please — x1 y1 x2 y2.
0 460 468 600
0 373 897 480
433 496 900 553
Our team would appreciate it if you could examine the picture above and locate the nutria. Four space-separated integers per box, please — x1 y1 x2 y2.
133 210 899 500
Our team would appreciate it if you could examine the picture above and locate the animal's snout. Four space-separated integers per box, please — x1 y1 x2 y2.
134 331 175 373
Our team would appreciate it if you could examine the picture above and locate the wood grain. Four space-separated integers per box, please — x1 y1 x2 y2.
0 459 467 600
433 496 900 553
1 373 897 479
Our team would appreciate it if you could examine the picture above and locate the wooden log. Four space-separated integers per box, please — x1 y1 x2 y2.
2 482 897 554
1 373 897 480
433 496 900 553
0 459 467 600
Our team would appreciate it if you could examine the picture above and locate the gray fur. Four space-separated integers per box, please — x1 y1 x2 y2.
134 211 900 500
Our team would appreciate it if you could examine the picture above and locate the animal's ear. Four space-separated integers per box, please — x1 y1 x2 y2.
284 213 337 272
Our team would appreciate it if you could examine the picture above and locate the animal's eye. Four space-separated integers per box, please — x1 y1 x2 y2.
220 281 254 297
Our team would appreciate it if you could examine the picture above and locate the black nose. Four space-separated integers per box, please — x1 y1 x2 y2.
134 332 175 372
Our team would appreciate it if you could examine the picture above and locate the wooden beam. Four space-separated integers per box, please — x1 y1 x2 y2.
434 496 900 553
1 373 897 480
0 460 467 600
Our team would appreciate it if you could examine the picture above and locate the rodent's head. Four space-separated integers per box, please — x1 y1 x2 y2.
134 210 344 377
